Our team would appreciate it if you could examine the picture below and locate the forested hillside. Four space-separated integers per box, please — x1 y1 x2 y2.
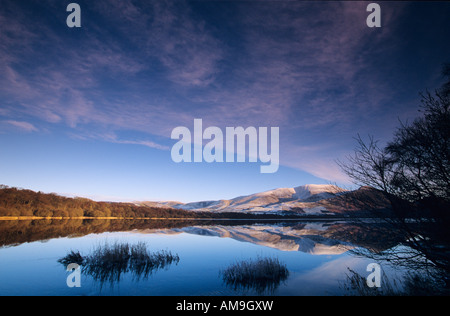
0 185 199 218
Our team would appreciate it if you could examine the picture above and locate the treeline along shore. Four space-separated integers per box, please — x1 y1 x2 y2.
0 185 309 220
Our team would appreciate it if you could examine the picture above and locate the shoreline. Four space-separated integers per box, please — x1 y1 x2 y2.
0 215 351 221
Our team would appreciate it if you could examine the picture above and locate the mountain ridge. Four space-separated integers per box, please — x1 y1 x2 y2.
138 184 390 217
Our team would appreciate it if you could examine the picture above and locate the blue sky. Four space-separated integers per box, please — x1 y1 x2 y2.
1 1 449 202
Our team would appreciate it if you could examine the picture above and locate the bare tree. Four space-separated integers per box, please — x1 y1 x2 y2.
339 64 449 212
337 65 450 291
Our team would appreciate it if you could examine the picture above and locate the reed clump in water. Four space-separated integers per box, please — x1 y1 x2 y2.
220 256 289 294
58 241 179 284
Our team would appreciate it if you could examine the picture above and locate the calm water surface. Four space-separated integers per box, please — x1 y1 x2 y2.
0 219 412 296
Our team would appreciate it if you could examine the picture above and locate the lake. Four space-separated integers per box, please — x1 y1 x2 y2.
0 219 438 296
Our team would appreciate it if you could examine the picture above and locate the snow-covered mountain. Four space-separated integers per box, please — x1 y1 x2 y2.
139 184 358 216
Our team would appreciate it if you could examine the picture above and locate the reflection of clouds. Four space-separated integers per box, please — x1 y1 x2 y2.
278 256 369 295
279 249 411 295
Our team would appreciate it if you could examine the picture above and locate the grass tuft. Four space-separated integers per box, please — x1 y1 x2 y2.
220 256 289 294
58 241 179 285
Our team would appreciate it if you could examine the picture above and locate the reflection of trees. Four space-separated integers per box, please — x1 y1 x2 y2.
58 242 179 287
346 227 450 296
220 256 289 295
0 219 308 248
321 221 406 253
342 262 449 296
341 267 402 296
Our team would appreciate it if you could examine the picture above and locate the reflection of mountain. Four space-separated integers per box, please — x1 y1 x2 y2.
0 219 405 255
174 225 353 255
139 184 392 217
136 221 404 255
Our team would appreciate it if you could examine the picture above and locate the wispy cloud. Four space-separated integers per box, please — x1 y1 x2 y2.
102 134 170 151
113 139 170 151
3 120 38 132
94 0 224 87
68 130 170 151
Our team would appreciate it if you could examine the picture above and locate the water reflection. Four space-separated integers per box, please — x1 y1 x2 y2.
0 218 403 253
342 244 450 295
58 241 179 287
0 218 447 295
